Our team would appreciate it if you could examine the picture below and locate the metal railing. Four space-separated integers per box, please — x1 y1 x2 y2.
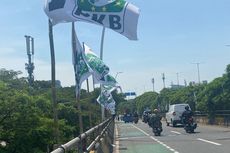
51 117 114 153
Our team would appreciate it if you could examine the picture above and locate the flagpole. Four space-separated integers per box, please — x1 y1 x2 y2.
72 22 83 134
48 19 59 145
100 27 106 121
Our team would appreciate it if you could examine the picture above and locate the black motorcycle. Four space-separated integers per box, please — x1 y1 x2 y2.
133 116 138 124
183 117 197 133
151 120 163 136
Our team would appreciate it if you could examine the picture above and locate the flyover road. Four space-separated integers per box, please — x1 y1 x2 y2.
114 120 230 153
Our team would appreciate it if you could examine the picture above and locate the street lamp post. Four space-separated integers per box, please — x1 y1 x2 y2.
115 72 123 79
176 73 179 86
192 62 201 84
151 78 154 92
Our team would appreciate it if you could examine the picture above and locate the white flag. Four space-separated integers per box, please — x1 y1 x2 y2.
44 0 140 40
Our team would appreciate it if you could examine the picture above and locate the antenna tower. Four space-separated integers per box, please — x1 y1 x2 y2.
25 35 35 87
162 73 166 88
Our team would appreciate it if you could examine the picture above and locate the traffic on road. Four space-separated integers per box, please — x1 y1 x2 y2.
114 118 230 153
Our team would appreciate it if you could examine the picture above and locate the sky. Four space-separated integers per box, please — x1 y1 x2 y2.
0 0 230 95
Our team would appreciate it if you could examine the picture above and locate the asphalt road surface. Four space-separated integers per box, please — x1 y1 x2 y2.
114 120 230 153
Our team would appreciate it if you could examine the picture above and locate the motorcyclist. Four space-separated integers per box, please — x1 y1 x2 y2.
133 112 139 123
149 109 162 128
133 112 138 118
182 105 193 125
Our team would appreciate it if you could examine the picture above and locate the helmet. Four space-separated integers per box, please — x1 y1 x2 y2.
153 109 158 113
185 105 189 110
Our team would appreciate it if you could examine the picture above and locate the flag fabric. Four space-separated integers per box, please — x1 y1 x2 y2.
97 88 116 114
96 84 120 113
96 88 112 106
104 98 116 114
84 44 110 80
103 84 122 93
72 24 92 96
93 74 117 86
44 0 140 40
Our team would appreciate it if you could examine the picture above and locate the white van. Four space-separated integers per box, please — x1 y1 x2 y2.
166 104 191 127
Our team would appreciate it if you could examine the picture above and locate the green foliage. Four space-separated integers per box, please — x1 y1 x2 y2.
135 92 158 114
117 100 135 114
0 69 102 153
132 64 230 117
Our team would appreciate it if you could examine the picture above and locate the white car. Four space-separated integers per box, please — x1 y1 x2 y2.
166 104 191 127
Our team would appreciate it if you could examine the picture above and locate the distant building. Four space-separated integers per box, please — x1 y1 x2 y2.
48 80 62 88
202 80 208 85
189 81 196 86
170 84 185 89
189 80 208 86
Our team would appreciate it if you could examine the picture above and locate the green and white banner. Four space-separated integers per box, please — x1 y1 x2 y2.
97 89 115 114
72 25 92 95
104 98 115 114
94 74 117 86
44 0 140 40
103 84 122 93
84 44 109 81
97 87 112 106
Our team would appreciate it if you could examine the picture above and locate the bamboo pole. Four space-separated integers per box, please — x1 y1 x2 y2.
71 22 83 134
48 19 59 145
100 27 106 121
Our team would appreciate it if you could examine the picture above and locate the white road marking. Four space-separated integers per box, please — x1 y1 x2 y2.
131 125 150 136
115 124 120 153
118 137 129 140
171 131 181 135
118 136 148 140
197 138 222 146
132 125 179 153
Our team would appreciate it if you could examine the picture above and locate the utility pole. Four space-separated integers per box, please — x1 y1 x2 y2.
25 35 35 87
176 72 179 86
192 62 201 84
162 73 165 88
151 78 155 92
184 79 187 87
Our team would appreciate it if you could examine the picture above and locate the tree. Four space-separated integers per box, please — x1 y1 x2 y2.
135 92 158 114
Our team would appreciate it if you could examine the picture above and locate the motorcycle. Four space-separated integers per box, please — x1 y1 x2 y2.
183 117 197 133
151 120 163 136
133 116 138 124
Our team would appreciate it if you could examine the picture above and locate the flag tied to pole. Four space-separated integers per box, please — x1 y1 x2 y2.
97 87 112 106
44 0 140 40
83 44 110 82
104 98 115 114
96 84 121 114
72 24 92 96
